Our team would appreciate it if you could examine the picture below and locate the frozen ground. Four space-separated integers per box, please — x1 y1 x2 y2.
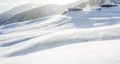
0 4 120 64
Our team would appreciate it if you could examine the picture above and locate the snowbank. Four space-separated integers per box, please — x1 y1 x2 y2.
0 2 120 64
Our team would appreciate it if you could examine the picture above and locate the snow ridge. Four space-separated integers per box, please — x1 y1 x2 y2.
0 2 120 64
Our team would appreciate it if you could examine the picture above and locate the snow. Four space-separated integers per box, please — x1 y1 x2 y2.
7 4 68 24
0 3 44 25
0 3 12 14
0 40 120 64
0 0 120 64
0 4 69 25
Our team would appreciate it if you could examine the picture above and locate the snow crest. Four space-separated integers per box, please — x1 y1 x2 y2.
0 3 120 64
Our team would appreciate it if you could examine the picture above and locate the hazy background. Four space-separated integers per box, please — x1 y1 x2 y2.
0 0 78 13
0 0 78 6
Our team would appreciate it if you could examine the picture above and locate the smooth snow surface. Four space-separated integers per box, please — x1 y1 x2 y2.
0 4 68 25
0 40 120 64
0 4 120 64
0 3 12 14
0 3 44 25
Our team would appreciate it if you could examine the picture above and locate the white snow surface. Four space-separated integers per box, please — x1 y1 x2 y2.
0 5 120 64
0 3 12 14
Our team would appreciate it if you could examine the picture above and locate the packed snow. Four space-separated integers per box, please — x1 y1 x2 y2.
0 0 120 64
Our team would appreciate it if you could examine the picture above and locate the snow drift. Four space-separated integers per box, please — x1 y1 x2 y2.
0 6 120 57
0 1 120 64
7 4 68 24
0 4 67 25
0 40 120 64
0 3 41 25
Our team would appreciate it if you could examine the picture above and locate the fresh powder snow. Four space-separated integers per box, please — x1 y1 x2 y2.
0 0 120 64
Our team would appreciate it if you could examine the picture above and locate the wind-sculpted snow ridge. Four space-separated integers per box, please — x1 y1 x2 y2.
0 4 67 25
0 5 120 64
0 13 120 57
0 3 42 25
0 24 120 57
0 15 74 56
0 40 120 64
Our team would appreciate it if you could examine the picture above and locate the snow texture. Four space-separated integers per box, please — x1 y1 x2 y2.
0 1 120 64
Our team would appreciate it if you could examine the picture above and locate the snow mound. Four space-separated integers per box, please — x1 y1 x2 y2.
0 4 120 64
0 12 120 57
0 40 120 64
0 23 120 57
0 4 67 25
0 3 42 25
8 4 68 23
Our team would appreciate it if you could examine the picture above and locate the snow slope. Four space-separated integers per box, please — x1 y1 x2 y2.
0 3 43 25
0 3 11 14
6 4 68 24
0 0 89 25
0 4 120 64
0 4 68 25
0 40 120 64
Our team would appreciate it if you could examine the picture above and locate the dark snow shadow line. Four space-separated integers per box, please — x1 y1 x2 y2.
0 16 49 30
0 32 58 47
0 37 35 47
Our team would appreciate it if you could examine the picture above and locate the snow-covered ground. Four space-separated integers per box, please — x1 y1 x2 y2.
0 3 12 14
0 0 88 25
0 40 120 64
0 1 120 64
